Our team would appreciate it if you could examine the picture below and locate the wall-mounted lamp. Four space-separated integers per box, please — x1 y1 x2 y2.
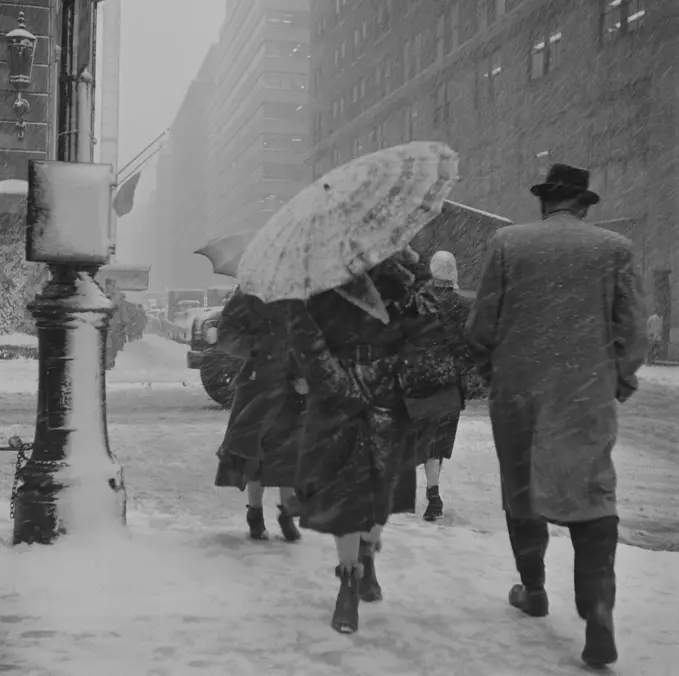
5 11 38 140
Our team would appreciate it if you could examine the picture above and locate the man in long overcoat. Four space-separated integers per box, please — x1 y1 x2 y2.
465 164 647 668
215 288 305 542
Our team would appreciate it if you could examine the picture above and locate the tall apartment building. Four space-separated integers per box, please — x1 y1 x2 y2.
147 47 217 294
309 0 678 349
207 0 310 239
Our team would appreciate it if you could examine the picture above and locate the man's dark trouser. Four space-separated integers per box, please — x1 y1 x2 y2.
505 514 618 619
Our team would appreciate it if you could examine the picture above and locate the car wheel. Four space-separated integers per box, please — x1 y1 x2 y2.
199 358 236 408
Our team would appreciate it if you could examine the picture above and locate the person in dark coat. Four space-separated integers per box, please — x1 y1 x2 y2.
214 288 305 542
284 248 432 634
465 164 647 668
409 250 474 521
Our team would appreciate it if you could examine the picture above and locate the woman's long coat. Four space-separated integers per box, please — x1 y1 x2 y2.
407 279 475 464
465 213 647 523
214 289 304 490
286 290 429 536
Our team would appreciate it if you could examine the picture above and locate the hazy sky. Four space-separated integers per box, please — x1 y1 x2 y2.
112 0 225 261
118 0 225 169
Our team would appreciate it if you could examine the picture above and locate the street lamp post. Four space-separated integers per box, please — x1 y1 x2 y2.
12 0 127 545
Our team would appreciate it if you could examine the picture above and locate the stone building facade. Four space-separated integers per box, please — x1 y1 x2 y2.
0 0 58 332
207 0 310 239
147 46 218 294
309 0 678 351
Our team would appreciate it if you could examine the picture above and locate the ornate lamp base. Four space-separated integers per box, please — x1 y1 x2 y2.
13 265 127 546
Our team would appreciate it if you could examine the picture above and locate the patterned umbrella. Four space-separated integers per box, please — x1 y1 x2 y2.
237 142 459 302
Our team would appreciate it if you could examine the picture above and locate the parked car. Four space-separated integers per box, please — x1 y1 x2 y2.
187 306 242 407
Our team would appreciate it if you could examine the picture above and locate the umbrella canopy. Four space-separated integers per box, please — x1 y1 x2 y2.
410 199 512 291
237 141 459 302
194 231 256 277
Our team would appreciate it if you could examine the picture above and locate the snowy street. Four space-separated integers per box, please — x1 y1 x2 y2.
1 334 678 675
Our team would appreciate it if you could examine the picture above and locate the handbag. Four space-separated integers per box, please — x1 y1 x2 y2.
403 385 462 421
399 288 462 420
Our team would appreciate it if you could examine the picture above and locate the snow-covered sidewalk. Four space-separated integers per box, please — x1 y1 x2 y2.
1 334 677 674
1 508 677 676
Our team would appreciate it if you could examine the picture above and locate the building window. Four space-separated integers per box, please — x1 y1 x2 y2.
377 0 392 36
334 48 340 67
376 119 388 149
384 58 392 94
362 20 369 40
264 41 310 59
313 159 323 180
262 163 305 181
262 103 305 120
601 0 646 42
530 29 563 80
312 114 323 144
351 137 362 158
436 15 445 61
449 2 460 52
354 27 361 48
260 194 286 212
339 96 345 115
262 72 307 90
332 100 339 119
413 32 422 75
352 82 359 103
478 50 502 105
433 82 451 127
332 146 340 167
340 40 347 62
312 67 323 93
266 11 307 29
403 40 411 81
263 134 307 151
486 0 506 26
359 77 366 99
404 102 419 141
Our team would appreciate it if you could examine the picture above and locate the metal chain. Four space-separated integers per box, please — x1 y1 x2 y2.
9 443 29 519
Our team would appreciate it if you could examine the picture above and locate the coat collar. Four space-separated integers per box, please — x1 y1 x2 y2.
544 210 582 223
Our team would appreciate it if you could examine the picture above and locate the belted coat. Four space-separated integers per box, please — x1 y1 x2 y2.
214 289 305 490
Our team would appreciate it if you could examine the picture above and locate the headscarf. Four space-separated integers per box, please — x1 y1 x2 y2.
429 250 459 290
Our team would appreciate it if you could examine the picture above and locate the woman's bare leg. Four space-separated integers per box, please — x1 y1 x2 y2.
424 458 442 486
335 533 361 567
247 481 265 507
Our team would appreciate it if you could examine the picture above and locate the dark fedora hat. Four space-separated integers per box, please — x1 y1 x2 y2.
530 163 600 205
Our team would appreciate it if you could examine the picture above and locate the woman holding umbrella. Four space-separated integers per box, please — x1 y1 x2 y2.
237 142 459 633
195 233 305 541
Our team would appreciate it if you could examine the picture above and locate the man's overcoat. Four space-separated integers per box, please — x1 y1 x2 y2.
466 213 647 523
